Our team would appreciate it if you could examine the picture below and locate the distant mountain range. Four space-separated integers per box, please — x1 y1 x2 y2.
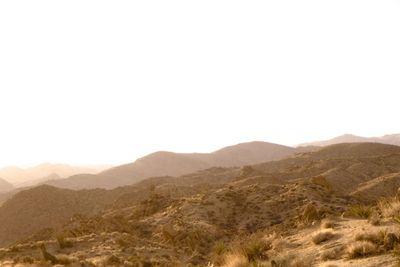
0 163 112 187
1 134 399 192
44 141 313 190
0 178 13 193
298 133 400 147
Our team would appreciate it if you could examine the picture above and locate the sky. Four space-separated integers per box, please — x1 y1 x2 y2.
0 0 399 168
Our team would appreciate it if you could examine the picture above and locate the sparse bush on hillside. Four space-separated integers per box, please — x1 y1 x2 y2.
311 176 332 192
320 246 343 261
222 253 249 267
355 231 386 246
269 253 313 267
347 205 373 219
368 215 381 226
37 241 58 264
354 230 399 251
18 256 35 264
320 218 335 229
56 234 73 249
346 241 377 259
298 203 320 225
379 198 400 221
312 229 335 245
105 254 122 266
241 237 269 262
56 254 78 265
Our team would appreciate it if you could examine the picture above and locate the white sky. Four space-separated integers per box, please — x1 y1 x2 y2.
0 0 399 167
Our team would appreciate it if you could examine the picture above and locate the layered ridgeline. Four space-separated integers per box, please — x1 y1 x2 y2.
2 143 400 266
44 141 308 190
0 163 111 188
0 178 14 193
299 133 400 147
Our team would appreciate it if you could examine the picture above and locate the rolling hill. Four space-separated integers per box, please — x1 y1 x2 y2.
299 133 400 147
45 141 304 189
0 163 111 187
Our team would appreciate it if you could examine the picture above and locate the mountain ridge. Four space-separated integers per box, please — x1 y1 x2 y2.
44 141 304 190
299 133 400 147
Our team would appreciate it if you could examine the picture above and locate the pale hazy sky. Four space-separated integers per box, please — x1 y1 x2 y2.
0 1 399 167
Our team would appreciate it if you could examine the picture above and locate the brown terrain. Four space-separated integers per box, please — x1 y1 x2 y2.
1 143 400 266
43 141 309 190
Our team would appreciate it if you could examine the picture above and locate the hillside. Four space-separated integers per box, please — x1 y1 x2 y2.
45 141 301 190
299 133 400 147
0 163 111 187
0 185 134 246
2 143 400 266
0 178 14 193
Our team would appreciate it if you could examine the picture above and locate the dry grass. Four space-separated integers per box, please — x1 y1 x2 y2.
298 203 320 225
320 246 343 261
355 231 385 245
222 253 249 267
240 237 269 262
346 241 377 259
368 215 381 226
56 234 73 249
347 205 373 219
355 230 400 251
312 229 335 245
379 198 400 220
320 219 335 229
270 253 313 267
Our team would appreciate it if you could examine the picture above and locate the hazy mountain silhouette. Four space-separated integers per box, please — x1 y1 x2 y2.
0 163 112 187
0 178 14 193
45 141 302 189
299 133 400 147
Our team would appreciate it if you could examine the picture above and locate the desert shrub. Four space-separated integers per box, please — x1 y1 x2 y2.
320 219 335 229
270 253 313 267
56 234 73 249
355 231 399 251
355 231 385 245
298 203 320 224
57 254 78 265
213 241 227 256
379 198 400 221
346 241 377 258
348 205 373 219
222 253 249 267
210 241 227 265
312 229 335 245
270 237 292 253
18 256 35 264
311 176 331 192
241 237 269 262
320 246 343 261
368 215 381 226
105 254 122 266
383 232 399 250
